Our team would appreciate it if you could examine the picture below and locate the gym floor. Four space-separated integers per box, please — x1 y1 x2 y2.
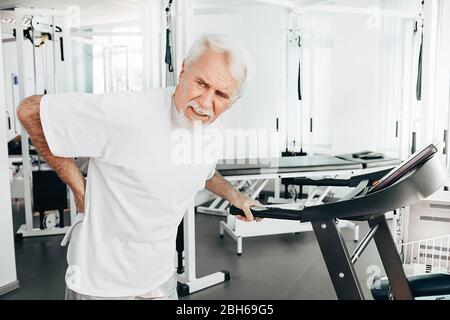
1 199 386 300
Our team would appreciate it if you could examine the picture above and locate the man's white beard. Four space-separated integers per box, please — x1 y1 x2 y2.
171 99 211 130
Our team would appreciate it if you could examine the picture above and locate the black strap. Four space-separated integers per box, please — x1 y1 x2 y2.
59 37 64 62
165 29 174 73
298 35 302 101
416 32 423 101
416 1 424 101
298 59 302 101
165 0 174 73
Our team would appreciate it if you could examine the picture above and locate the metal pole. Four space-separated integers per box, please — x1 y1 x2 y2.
312 219 365 300
369 215 413 300
351 224 379 264
31 22 37 94
15 8 34 232
10 75 18 134
52 13 57 93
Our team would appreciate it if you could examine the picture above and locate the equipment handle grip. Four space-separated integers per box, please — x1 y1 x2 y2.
229 206 302 221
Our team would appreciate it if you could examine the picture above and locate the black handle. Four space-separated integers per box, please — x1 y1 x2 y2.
298 59 302 101
416 32 423 101
165 29 174 72
229 206 303 221
60 37 64 61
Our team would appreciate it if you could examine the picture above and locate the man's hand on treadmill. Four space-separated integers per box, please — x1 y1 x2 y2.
233 194 265 223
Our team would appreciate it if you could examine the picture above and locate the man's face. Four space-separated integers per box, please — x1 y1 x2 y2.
173 49 239 128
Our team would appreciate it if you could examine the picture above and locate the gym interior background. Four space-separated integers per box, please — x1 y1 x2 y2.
1 0 450 300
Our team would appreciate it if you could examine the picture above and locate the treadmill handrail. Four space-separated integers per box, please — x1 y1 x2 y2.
230 155 447 222
298 155 445 222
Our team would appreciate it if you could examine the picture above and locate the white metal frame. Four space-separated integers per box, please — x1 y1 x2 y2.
0 19 20 296
399 234 450 276
15 7 76 238
102 44 130 92
166 0 229 294
397 187 450 275
143 0 164 89
177 203 229 295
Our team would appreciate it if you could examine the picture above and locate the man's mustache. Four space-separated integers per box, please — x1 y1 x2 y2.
186 101 213 118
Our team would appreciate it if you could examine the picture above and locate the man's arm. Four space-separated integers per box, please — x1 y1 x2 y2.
17 95 86 212
205 171 264 222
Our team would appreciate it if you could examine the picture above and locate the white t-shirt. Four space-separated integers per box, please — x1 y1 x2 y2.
40 87 218 297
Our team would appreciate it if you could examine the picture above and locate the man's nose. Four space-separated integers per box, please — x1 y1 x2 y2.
199 90 214 110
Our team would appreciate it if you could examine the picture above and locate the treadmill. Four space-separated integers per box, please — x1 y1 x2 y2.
230 143 450 300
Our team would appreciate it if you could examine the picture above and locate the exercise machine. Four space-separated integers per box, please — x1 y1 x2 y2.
230 143 450 300
176 153 399 295
200 154 400 255
12 7 77 238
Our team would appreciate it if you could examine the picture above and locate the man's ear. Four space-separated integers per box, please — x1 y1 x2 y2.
178 61 186 82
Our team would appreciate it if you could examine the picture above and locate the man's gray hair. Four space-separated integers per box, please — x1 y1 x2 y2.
184 34 255 97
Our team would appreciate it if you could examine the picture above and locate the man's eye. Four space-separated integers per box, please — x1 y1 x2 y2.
196 81 206 88
217 93 229 101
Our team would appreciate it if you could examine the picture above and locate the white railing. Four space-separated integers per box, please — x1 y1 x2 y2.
398 234 450 275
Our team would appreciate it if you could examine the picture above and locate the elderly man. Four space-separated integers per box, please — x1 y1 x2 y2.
17 34 262 300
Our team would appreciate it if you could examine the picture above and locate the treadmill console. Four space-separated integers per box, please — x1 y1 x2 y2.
368 143 439 194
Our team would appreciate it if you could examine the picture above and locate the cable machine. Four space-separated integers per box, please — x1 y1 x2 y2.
13 7 76 238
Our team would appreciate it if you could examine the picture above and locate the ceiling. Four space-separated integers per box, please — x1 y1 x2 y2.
0 0 352 31
0 0 146 28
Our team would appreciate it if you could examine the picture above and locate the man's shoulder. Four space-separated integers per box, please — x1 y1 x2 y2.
104 87 170 99
103 87 173 110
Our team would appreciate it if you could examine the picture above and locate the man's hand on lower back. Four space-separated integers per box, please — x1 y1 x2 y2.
74 177 87 213
17 95 88 214
75 193 85 213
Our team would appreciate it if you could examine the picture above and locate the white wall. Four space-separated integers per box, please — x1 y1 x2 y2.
0 22 19 295
420 0 450 152
301 2 381 155
175 1 422 159
301 0 420 157
327 6 379 155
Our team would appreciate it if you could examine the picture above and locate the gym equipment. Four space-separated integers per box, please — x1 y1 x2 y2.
32 170 68 230
14 7 77 238
372 272 450 300
177 153 399 296
199 154 400 255
230 143 448 300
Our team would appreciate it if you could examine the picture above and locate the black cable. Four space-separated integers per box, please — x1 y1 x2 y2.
298 36 302 101
165 29 174 72
416 32 423 101
60 37 64 61
165 0 174 73
416 0 425 101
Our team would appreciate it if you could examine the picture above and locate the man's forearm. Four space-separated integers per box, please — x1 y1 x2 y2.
206 171 264 222
17 95 86 209
205 171 244 205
